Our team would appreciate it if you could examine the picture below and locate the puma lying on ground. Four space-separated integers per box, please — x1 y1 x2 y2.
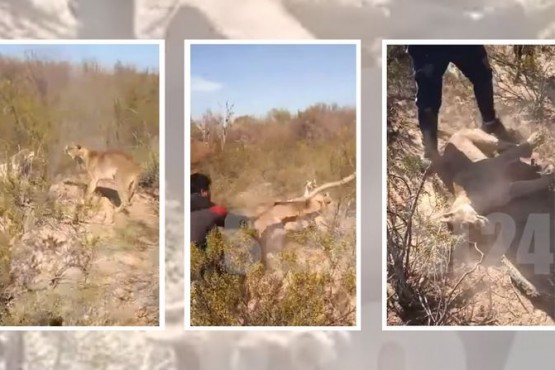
437 128 554 234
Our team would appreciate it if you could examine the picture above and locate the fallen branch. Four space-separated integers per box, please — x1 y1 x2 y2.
501 255 541 299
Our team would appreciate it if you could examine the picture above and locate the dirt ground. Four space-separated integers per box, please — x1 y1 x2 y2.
2 171 159 326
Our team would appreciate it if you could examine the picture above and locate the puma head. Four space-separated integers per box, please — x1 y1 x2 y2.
439 204 489 235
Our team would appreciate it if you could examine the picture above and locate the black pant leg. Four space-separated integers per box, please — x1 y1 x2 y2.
408 48 450 135
451 46 497 123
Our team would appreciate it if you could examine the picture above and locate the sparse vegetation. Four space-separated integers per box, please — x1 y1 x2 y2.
0 52 159 326
191 103 357 326
387 45 555 326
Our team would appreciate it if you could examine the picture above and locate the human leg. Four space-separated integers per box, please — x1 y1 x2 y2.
408 48 450 163
453 46 516 143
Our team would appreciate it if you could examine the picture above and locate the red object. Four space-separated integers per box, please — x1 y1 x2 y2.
210 205 228 216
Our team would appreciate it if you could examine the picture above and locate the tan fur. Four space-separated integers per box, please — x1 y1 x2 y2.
251 173 354 267
223 173 354 270
437 128 553 234
252 192 333 268
253 192 333 233
65 143 142 213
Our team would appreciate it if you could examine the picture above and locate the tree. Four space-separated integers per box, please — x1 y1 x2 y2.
219 101 234 151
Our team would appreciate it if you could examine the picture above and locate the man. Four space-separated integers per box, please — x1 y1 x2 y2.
407 45 516 167
190 173 228 250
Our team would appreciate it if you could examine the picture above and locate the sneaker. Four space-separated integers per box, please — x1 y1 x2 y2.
481 118 518 143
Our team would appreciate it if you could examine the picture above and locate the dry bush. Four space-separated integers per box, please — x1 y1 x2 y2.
191 103 356 326
0 55 159 183
191 225 356 327
193 103 355 208
487 45 555 122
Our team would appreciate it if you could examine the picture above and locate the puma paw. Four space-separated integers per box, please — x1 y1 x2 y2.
527 130 546 148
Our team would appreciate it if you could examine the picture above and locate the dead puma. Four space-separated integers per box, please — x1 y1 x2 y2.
437 128 553 234
239 173 355 269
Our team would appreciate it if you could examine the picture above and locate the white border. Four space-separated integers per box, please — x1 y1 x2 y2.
382 39 555 331
0 39 165 331
184 39 362 331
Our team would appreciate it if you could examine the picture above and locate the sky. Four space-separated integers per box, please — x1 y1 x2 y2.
189 44 357 119
0 43 160 72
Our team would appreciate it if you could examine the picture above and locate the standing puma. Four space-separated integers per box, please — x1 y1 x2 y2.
65 143 142 212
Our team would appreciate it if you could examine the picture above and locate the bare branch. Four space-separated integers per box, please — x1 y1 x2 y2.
277 172 356 204
219 101 235 150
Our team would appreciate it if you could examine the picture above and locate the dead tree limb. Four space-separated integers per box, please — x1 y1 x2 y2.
277 172 356 204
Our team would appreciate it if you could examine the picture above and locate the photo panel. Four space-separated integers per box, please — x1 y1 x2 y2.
0 40 164 329
185 40 361 330
384 40 555 329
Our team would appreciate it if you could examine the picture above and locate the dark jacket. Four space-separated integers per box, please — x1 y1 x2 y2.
190 193 228 250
